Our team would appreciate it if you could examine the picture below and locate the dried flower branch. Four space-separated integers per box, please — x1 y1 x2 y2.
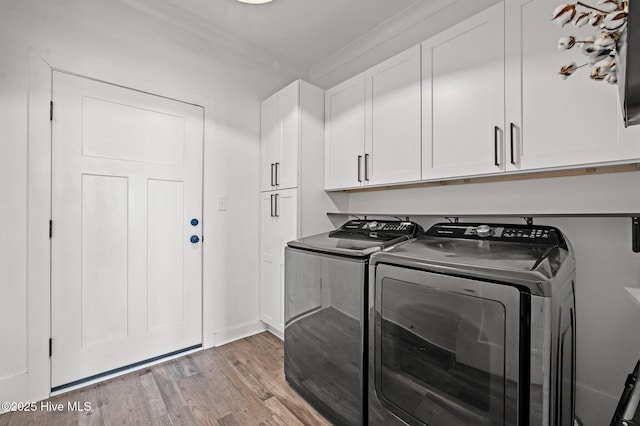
552 0 628 84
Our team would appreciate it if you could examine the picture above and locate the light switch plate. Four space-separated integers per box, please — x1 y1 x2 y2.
217 197 227 211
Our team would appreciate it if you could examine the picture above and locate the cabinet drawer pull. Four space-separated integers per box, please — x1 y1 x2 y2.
365 153 370 181
510 122 516 165
274 193 279 217
270 194 275 217
357 156 363 182
270 163 275 187
494 126 500 167
275 162 280 186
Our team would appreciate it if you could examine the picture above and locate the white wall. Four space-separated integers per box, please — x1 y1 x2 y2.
0 0 293 403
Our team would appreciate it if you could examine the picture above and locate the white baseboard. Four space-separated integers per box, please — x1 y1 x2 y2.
0 373 28 415
213 321 267 347
265 326 284 341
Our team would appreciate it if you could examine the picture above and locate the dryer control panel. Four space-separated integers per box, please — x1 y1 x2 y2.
426 223 565 246
329 220 423 241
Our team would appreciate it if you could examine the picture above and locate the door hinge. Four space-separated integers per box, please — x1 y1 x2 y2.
50 101 53 121
49 338 52 357
49 220 53 239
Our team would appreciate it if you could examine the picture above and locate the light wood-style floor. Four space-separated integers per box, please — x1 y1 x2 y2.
0 332 331 425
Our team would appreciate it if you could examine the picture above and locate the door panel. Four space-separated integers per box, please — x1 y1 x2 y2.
506 0 640 170
81 174 129 346
51 71 203 388
81 96 184 165
366 45 422 185
260 94 279 191
422 3 505 179
147 179 185 330
324 74 366 190
259 192 279 327
278 81 300 190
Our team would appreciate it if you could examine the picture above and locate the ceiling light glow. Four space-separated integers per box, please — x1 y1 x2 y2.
237 0 273 4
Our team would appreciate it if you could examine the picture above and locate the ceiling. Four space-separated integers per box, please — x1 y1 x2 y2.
155 0 423 73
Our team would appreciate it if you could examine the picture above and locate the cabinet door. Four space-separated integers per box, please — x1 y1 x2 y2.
506 0 640 170
325 74 366 190
260 94 279 192
422 3 505 179
259 189 298 334
259 192 280 329
275 189 298 332
365 45 422 186
278 81 300 190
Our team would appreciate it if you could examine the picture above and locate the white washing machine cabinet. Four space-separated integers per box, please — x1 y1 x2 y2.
368 223 576 426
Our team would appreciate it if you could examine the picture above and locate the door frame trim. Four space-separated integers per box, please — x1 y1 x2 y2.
27 47 215 402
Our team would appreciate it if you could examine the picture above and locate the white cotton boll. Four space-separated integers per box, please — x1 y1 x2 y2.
552 4 577 26
574 12 591 28
597 0 621 13
558 36 576 50
593 36 616 50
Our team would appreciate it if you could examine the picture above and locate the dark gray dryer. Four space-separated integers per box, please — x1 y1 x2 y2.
284 219 423 426
368 222 576 426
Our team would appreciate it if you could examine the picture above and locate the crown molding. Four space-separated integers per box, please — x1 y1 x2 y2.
308 0 500 88
308 0 457 84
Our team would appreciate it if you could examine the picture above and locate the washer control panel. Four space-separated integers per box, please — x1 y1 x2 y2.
426 223 564 246
330 220 423 240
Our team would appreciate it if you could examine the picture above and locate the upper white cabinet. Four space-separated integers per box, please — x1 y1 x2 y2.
325 45 422 190
366 45 422 185
505 0 640 171
260 80 301 191
324 0 640 191
324 74 366 190
422 3 505 179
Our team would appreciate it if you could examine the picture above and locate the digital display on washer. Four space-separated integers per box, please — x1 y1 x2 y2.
425 223 565 246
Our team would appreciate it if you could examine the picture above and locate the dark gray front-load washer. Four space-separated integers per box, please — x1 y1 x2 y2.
284 219 423 426
368 222 576 426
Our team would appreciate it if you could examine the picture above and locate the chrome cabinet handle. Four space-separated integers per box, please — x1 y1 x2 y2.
357 156 363 182
275 162 280 186
494 126 500 167
270 163 275 187
364 154 370 181
510 122 516 165
270 194 275 217
274 194 279 217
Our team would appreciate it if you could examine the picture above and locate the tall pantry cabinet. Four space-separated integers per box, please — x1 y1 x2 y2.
259 80 329 336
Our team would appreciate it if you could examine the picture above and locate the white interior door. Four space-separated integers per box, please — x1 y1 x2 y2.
51 71 204 389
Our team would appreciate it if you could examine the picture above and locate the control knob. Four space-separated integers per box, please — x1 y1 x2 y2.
476 225 492 237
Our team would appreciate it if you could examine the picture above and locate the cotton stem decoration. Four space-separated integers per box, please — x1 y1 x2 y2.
552 0 629 83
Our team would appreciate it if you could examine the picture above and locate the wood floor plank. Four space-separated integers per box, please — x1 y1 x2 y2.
152 363 188 413
138 369 168 420
263 396 305 426
0 332 330 426
177 372 230 420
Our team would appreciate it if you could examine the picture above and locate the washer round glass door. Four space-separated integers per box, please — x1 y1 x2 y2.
373 265 521 426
